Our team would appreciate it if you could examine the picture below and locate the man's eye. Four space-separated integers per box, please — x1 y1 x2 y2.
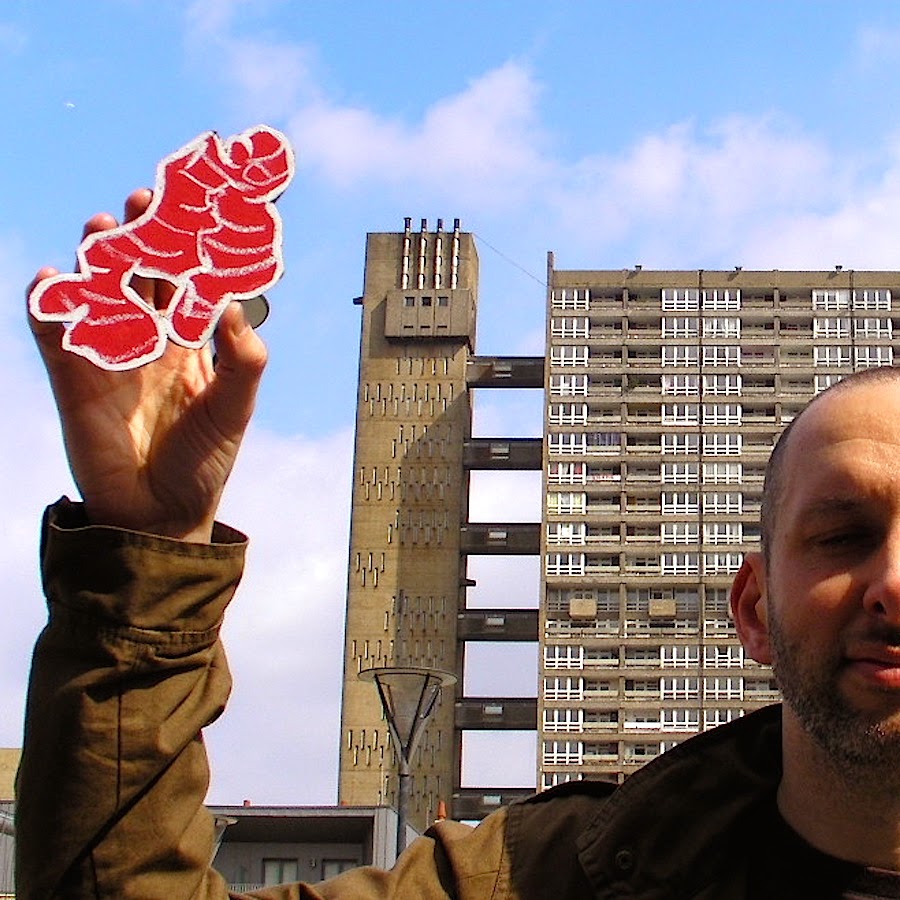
818 530 870 549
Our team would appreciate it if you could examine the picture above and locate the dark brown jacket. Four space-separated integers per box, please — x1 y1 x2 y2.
17 501 784 899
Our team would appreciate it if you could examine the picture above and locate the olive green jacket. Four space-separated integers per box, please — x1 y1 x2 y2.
16 500 784 899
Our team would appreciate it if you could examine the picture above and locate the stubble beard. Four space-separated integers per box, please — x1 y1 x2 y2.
767 606 900 773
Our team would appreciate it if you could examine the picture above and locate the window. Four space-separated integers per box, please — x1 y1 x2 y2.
542 772 583 790
704 522 743 544
662 316 699 337
662 403 700 424
702 289 740 310
551 316 590 338
548 403 589 425
547 492 586 515
812 289 850 310
661 522 699 544
662 708 701 731
548 433 582 456
625 742 661 760
544 645 584 669
322 860 358 880
623 710 662 730
661 288 700 310
548 432 621 455
661 552 700 575
403 295 416 307
543 676 583 700
624 646 661 665
853 288 891 310
703 552 744 574
543 708 583 732
627 555 660 574
705 676 743 700
855 345 894 368
661 677 700 699
583 741 619 760
703 433 742 456
703 403 742 425
661 462 699 484
703 374 741 395
814 345 851 367
745 677 780 698
662 433 700 455
550 345 589 366
662 345 699 366
662 492 699 514
625 678 661 696
543 740 583 765
585 646 619 665
551 288 590 310
703 345 740 366
702 462 742 485
703 491 743 514
548 461 586 484
546 552 586 576
661 374 700 396
547 522 586 545
662 645 700 667
550 374 589 396
813 317 850 338
588 432 622 452
705 588 730 614
705 708 744 728
855 317 892 338
264 859 299 886
705 645 744 667
815 373 843 393
703 317 740 338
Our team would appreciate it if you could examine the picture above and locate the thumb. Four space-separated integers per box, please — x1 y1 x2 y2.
207 302 268 435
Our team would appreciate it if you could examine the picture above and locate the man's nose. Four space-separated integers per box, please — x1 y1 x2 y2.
864 534 900 622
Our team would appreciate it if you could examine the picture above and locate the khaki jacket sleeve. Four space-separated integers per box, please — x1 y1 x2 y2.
15 500 515 900
16 499 245 899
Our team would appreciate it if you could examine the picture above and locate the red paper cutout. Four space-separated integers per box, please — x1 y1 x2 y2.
29 125 294 370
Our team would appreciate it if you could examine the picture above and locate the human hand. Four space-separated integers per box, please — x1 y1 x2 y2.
29 189 268 542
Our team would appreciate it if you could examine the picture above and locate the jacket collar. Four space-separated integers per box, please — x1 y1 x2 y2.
575 704 783 898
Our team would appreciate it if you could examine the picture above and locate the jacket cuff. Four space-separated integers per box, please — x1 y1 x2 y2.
40 497 247 634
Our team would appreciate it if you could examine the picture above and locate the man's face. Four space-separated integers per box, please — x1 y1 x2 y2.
763 380 900 767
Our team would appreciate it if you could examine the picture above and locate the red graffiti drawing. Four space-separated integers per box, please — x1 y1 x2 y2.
29 125 294 370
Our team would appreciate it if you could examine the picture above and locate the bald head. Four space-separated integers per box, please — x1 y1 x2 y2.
761 366 900 560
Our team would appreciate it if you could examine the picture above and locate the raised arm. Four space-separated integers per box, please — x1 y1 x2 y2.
16 191 267 899
17 191 499 900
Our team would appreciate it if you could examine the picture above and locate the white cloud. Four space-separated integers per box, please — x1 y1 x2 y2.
0 236 77 749
738 135 900 268
547 115 838 265
181 8 550 209
287 61 549 200
209 426 354 803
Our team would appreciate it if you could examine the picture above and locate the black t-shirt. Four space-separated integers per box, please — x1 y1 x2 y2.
747 803 900 899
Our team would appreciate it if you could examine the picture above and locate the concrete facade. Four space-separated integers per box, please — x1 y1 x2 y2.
341 225 900 820
539 265 900 786
339 219 482 831
209 804 401 892
0 750 19 803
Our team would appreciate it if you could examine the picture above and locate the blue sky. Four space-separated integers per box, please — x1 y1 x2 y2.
5 0 900 805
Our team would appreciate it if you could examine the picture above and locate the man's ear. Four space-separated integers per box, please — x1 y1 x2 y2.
730 551 772 664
